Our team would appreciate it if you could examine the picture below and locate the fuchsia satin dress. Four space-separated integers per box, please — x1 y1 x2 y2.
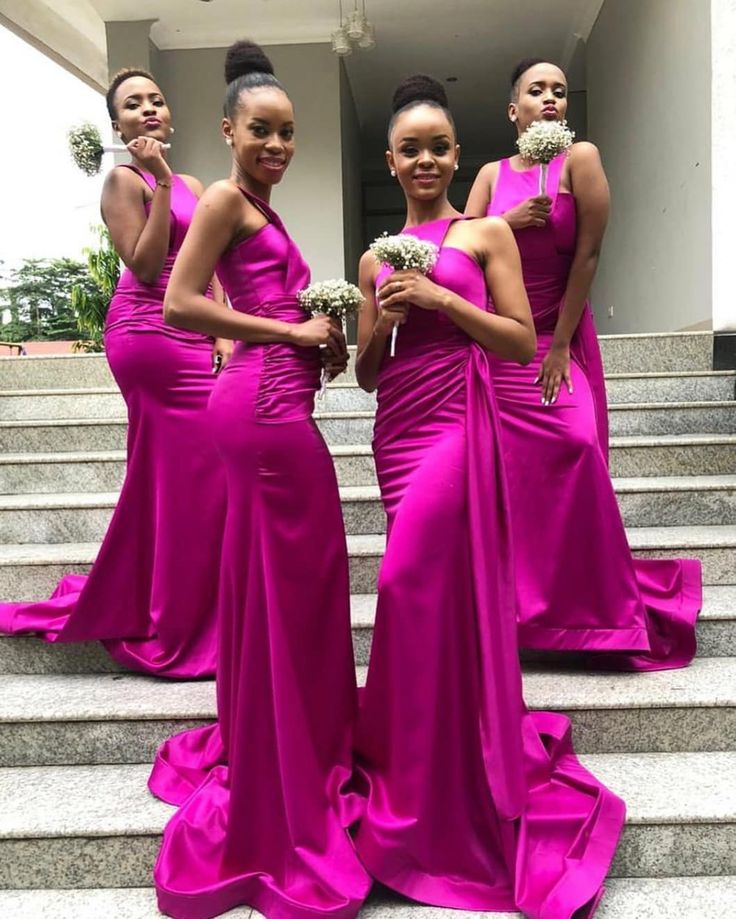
353 216 625 918
487 154 702 669
0 166 225 677
149 188 370 919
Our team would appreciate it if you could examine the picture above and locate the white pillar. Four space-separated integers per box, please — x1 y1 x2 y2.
712 0 736 332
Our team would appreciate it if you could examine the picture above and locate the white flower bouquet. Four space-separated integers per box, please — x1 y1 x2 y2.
298 279 364 394
68 122 171 176
369 233 439 356
516 119 575 196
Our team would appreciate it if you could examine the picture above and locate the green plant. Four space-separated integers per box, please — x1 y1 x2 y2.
71 226 120 353
0 258 92 342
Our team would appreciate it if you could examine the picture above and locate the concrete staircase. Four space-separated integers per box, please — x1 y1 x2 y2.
0 331 735 918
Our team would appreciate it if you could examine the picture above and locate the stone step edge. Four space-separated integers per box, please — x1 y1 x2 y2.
1 753 733 840
1 657 734 722
2 435 736 467
2 399 736 430
3 367 735 397
3 475 736 511
1 877 735 916
2 527 736 565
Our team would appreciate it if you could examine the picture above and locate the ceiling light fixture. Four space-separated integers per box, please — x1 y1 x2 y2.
332 0 376 55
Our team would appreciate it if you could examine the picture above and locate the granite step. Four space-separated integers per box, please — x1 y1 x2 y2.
350 585 736 663
312 402 736 445
0 333 715 393
0 585 732 674
1 370 733 420
345 527 736 590
1 399 734 454
0 527 734 612
2 877 736 919
0 752 733 887
318 372 736 412
2 435 736 495
2 475 734 545
0 658 733 766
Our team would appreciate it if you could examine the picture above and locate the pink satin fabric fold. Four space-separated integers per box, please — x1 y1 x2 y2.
0 167 224 677
353 218 624 918
487 154 701 669
149 189 370 919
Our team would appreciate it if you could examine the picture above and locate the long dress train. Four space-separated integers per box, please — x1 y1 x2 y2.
149 189 370 919
354 217 625 918
486 154 701 670
0 166 225 677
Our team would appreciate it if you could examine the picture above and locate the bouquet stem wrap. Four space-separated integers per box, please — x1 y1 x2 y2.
297 280 364 397
369 234 439 358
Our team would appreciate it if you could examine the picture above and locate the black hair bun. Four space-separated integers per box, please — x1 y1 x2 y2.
392 74 448 113
225 40 275 84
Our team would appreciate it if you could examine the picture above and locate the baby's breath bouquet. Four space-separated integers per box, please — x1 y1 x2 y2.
516 119 575 196
369 233 439 357
68 122 171 176
298 279 363 394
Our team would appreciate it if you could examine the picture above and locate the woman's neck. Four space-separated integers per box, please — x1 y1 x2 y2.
404 194 460 228
231 167 271 204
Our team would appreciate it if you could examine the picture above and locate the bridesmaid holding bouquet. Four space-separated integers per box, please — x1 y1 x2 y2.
466 59 701 669
354 73 624 919
148 40 369 919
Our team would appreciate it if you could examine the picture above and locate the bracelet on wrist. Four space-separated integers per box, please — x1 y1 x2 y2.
156 178 173 188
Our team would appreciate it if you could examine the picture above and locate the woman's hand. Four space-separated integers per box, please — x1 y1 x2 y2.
377 269 445 313
535 342 573 405
503 195 552 230
323 317 349 380
127 136 172 183
374 300 410 339
212 338 234 373
322 324 350 380
290 313 343 350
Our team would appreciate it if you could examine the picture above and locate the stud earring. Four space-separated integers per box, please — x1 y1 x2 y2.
454 164 459 171
169 126 175 135
226 138 233 147
390 169 396 177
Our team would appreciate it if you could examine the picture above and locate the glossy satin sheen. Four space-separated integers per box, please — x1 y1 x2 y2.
487 154 701 669
0 167 225 677
354 217 625 918
149 189 370 919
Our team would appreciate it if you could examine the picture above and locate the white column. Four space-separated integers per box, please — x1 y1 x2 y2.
712 0 736 332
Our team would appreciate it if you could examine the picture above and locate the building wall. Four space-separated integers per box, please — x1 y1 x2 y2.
156 42 346 281
587 0 711 333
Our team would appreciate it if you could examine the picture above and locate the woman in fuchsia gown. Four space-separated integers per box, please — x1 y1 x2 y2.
466 59 701 669
0 69 229 677
353 73 625 919
147 41 369 919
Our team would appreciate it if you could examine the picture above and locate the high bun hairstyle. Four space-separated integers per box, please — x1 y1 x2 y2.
224 40 286 118
387 74 456 145
509 58 554 101
106 68 156 120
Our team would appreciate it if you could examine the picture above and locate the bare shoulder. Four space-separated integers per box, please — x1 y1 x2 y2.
102 164 143 194
568 141 602 166
197 179 245 214
359 249 379 283
474 215 514 245
474 160 501 183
